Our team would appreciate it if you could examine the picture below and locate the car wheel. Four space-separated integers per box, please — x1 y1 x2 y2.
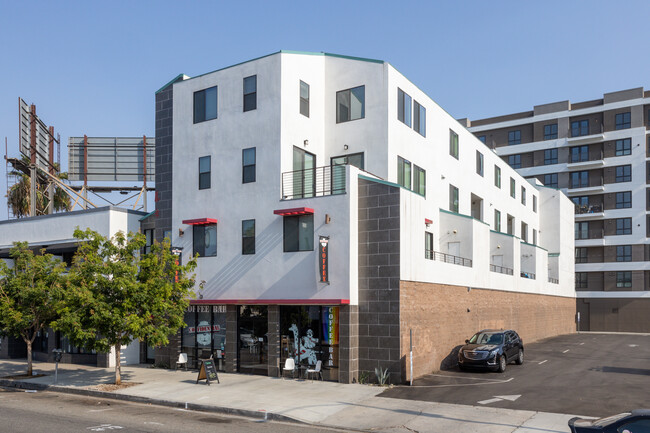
458 364 466 371
497 355 507 373
515 348 524 365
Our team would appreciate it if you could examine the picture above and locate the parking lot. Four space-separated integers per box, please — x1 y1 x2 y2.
381 332 650 417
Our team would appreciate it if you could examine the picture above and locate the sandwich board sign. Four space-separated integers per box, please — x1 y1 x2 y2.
196 358 219 385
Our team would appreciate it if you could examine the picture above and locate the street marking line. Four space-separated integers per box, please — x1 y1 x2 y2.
478 397 502 405
410 377 514 388
579 342 585 345
428 374 512 383
89 408 113 413
196 396 210 400
144 422 164 426
494 394 521 401
629 344 639 347
562 349 570 353
538 360 547 365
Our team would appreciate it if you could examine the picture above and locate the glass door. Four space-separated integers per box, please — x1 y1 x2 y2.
293 147 316 198
238 306 268 375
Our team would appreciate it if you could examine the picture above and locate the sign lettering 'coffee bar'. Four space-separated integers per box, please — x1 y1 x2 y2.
319 236 329 284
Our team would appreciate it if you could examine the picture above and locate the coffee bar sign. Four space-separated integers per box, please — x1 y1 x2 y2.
319 236 329 284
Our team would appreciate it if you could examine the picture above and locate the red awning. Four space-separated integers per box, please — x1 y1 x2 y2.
182 218 218 225
425 218 433 225
273 207 314 216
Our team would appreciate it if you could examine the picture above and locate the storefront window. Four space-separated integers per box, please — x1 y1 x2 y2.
181 305 227 370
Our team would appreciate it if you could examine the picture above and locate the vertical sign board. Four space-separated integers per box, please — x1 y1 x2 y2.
319 236 329 283
171 247 183 283
321 307 339 368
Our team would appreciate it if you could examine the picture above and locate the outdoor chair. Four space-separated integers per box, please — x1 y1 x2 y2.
282 358 296 379
176 352 188 370
306 360 323 381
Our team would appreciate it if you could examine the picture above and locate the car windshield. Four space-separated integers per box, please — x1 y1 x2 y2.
469 332 504 345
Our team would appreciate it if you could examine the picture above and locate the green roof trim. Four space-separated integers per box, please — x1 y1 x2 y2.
139 211 155 222
548 253 561 257
358 174 401 189
155 73 188 95
439 208 490 226
520 241 548 252
490 230 521 240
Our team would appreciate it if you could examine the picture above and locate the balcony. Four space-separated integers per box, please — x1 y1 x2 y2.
520 271 536 280
490 264 513 275
548 277 559 284
281 165 346 200
566 158 605 170
574 204 604 220
426 249 472 267
575 229 604 241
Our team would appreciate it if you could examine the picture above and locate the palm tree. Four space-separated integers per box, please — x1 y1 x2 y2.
7 158 71 217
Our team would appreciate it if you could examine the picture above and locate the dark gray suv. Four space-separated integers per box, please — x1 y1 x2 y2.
458 329 524 373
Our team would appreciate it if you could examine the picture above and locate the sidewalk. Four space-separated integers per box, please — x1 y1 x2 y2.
0 360 577 432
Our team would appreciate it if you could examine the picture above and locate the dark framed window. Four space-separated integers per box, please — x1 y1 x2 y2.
616 245 632 262
616 218 632 235
331 152 364 170
575 272 588 289
575 247 588 263
193 224 217 257
478 135 486 144
494 165 501 188
615 138 631 156
449 184 459 213
413 100 426 136
243 75 257 112
616 191 632 208
283 214 314 252
510 177 516 198
533 195 537 213
521 186 526 205
544 148 558 165
544 124 558 140
449 130 459 159
508 130 521 145
520 221 528 242
397 88 412 127
571 120 589 137
615 112 631 130
194 86 218 123
336 85 365 123
570 171 589 188
242 147 256 183
494 209 501 232
575 221 589 240
397 156 411 189
242 219 255 255
544 173 558 188
508 154 521 169
425 232 433 260
413 165 426 196
616 271 632 288
572 196 588 213
143 229 153 254
570 145 589 162
532 229 537 246
300 80 310 117
476 151 484 176
615 165 631 182
199 156 211 190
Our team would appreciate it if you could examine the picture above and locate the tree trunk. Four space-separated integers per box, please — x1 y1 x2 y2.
114 344 121 385
26 340 33 376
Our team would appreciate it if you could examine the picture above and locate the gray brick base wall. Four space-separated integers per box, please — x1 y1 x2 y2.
225 306 238 373
339 304 359 383
154 83 176 243
267 306 280 377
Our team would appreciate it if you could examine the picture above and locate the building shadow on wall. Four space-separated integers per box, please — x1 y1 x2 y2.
439 345 462 371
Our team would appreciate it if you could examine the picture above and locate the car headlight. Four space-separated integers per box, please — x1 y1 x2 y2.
489 349 499 357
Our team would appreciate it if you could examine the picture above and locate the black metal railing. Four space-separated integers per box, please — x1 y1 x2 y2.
575 229 604 240
575 204 603 214
425 249 472 267
548 277 559 284
490 264 514 275
520 272 536 280
281 165 346 200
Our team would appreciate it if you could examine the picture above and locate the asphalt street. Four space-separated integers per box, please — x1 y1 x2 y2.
0 386 345 433
380 333 650 417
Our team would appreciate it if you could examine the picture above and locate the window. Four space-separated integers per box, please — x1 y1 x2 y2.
510 178 516 198
570 145 589 162
243 75 257 112
544 124 558 140
494 165 501 188
616 245 632 262
425 232 433 260
283 214 314 252
413 165 426 196
300 80 310 117
494 209 501 232
571 119 589 137
397 156 412 189
533 195 537 213
143 229 153 254
193 86 218 123
572 196 588 213
397 88 412 127
615 165 631 182
199 156 211 190
544 173 558 188
532 229 537 245
521 187 526 205
507 214 514 235
242 147 256 183
544 148 558 165
521 222 528 242
575 247 588 263
413 100 426 136
575 222 589 240
336 85 365 123
616 191 632 208
616 218 632 235
615 138 631 156
476 151 484 176
193 224 217 257
449 184 459 213
331 153 364 170
242 219 255 255
508 130 521 145
575 272 588 289
616 271 632 288
615 112 631 130
508 154 521 169
449 130 459 159
478 135 486 144
570 171 589 188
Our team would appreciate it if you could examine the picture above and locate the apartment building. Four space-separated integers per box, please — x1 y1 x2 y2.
152 51 575 383
464 87 650 332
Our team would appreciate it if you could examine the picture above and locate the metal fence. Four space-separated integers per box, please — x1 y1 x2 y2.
281 165 346 200
520 272 536 280
490 264 514 275
548 277 559 284
425 249 472 267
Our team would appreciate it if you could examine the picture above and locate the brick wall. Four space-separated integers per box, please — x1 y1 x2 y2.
154 82 176 243
400 281 576 380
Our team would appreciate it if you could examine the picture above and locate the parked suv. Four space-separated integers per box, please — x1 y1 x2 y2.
458 329 524 373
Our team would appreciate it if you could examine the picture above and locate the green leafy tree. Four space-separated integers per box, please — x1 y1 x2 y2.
55 228 196 384
0 243 67 376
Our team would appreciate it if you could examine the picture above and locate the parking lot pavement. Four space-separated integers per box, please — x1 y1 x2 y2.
380 332 650 418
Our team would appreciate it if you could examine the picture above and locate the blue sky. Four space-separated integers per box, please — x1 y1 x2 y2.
1 1 649 219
